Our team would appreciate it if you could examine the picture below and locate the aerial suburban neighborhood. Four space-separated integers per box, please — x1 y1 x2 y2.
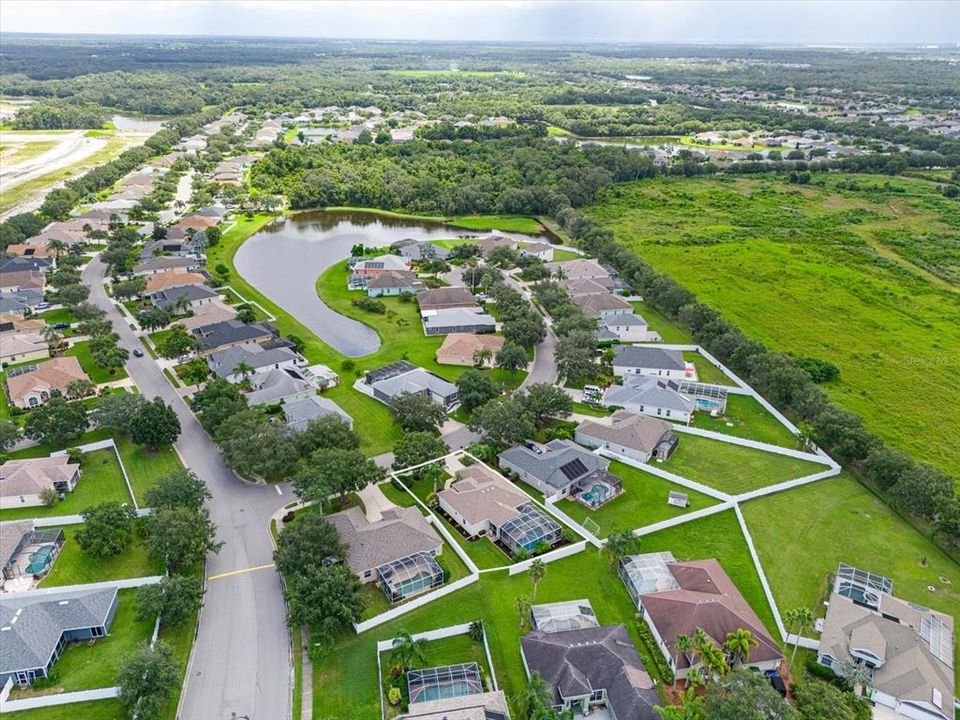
0 3 958 720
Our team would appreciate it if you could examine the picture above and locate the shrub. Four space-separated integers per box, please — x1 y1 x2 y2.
635 619 674 684
40 487 60 507
435 555 451 582
468 620 484 641
388 687 402 706
351 296 386 314
341 359 355 372
66 447 84 464
533 540 551 556
512 548 530 562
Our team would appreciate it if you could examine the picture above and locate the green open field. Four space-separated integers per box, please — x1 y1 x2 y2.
684 393 798 448
659 432 824 495
446 214 545 235
630 300 693 344
0 139 57 164
590 174 960 478
0 448 132 522
40 526 162 587
742 472 960 683
555 459 719 537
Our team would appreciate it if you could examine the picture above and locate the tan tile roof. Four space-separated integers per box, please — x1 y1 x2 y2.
0 456 79 498
436 333 504 363
417 287 477 310
4 244 55 258
576 410 673 455
5 356 88 406
1 332 49 358
571 292 632 315
438 465 528 527
0 270 44 291
176 302 238 331
175 215 218 230
144 271 207 294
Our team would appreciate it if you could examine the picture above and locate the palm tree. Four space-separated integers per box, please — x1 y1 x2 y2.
604 529 640 567
723 628 759 667
47 239 66 260
41 324 63 351
515 595 532 630
232 360 254 382
517 672 553 720
656 687 705 720
174 294 191 316
784 606 813 668
554 266 567 281
390 629 428 671
673 633 692 690
528 559 546 601
473 346 493 368
699 643 729 680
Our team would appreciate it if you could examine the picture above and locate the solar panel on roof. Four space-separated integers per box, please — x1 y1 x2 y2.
559 458 588 480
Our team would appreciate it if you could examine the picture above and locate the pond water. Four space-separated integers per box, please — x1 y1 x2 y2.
111 115 168 132
234 210 550 356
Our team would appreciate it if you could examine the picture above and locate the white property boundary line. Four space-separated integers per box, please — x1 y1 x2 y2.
211 283 277 322
375 622 501 720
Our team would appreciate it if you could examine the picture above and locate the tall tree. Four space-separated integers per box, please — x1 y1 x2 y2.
390 630 428 670
144 506 222 574
130 397 181 450
116 641 180 720
143 469 211 510
293 447 385 506
783 607 813 668
392 432 449 475
468 396 535 447
522 383 573 427
75 502 138 557
23 396 89 448
390 392 448 433
456 369 499 412
135 575 204 628
528 558 546 601
723 628 759 667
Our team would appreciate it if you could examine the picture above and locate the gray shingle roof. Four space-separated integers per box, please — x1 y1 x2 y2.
520 624 658 720
283 395 353 431
207 344 299 378
603 377 694 414
0 520 33 567
0 587 117 676
133 256 198 274
498 439 612 491
369 366 458 403
612 346 685 372
326 506 442 574
192 319 273 351
150 283 219 308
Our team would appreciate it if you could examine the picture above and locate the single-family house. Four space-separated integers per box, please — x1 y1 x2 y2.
475 236 515 258
391 239 451 262
176 302 237 332
0 270 44 294
595 313 659 343
365 271 424 297
143 271 207 295
5 357 89 409
0 456 81 509
4 244 56 259
150 283 220 311
398 689 510 720
207 344 301 382
132 256 202 276
611 346 692 379
817 564 955 720
422 307 496 336
359 361 459 410
326 506 445 603
571 293 632 318
602 376 695 424
560 277 618 297
417 287 478 312
518 243 554 261
435 333 505 367
0 315 44 336
619 552 783 680
575 411 678 464
0 257 53 275
0 587 119 686
191 319 276 354
350 255 412 277
519 623 659 719
0 522 64 590
0 332 49 365
283 395 354 431
176 215 218 231
498 439 622 505
243 368 314 406
544 258 610 281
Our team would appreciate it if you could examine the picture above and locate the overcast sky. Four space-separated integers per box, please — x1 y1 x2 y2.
1 0 958 45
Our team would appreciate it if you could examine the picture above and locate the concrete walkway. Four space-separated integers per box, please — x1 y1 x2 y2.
357 482 396 522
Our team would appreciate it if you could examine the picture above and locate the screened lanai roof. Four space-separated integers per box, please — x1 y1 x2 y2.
377 552 444 598
532 599 600 633
620 551 680 596
834 563 893 609
407 662 484 705
499 504 561 552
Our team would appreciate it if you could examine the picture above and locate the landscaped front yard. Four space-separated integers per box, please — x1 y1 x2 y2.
555 460 719 537
0 448 133 522
64 340 129 384
39 526 162 587
660 433 824 495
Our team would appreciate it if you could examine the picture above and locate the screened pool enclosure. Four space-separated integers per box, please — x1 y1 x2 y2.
407 662 484 704
376 552 445 603
497 503 562 554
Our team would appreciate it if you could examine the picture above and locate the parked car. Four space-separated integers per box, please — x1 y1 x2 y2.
132 348 145 358
35 302 51 310
52 322 70 330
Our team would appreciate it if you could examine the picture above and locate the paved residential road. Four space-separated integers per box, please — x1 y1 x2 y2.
83 259 292 720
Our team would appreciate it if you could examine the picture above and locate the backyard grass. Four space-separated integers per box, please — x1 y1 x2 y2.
570 400 610 417
684 393 798 448
3 700 127 720
0 448 132 522
114 435 183 506
64 340 129 384
660 431 826 495
8 589 152 698
683 351 735 386
312 547 652 719
549 248 583 262
40 527 162 587
446 214 545 235
34 307 76 326
630 300 693 344
742 471 960 683
555 460 720 537
591 174 960 478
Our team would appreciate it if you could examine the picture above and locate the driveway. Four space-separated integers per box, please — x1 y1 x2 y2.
83 258 292 720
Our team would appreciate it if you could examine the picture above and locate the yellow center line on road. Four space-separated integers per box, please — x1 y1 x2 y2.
207 563 276 581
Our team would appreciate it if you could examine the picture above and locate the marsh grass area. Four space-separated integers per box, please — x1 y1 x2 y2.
590 174 960 478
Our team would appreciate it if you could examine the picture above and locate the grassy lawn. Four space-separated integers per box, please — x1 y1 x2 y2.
40 527 162 587
591 174 960 479
6 429 113 459
555 460 720 537
549 248 582 262
683 351 735 386
630 300 693 344
0 448 132 522
312 548 653 719
64 341 129 384
8 589 152 698
114 435 183 506
34 307 76 326
571 401 610 417
380 633 493 716
742 472 960 683
660 433 825 495
684 393 799 448
3 700 126 720
446 214 545 235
